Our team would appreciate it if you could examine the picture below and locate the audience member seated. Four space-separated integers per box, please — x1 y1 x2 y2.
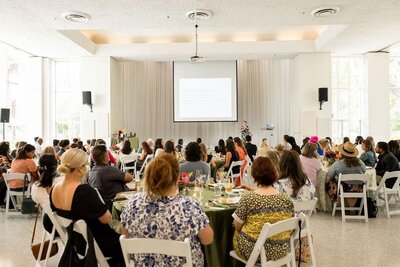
120 154 213 266
256 138 271 157
119 140 134 169
232 157 294 262
224 139 240 175
309 136 323 156
300 137 310 150
214 139 226 155
288 136 301 155
175 138 184 153
299 143 322 186
319 138 334 156
77 140 87 153
244 135 257 161
196 137 202 144
264 150 280 173
199 143 212 163
282 134 292 151
274 144 285 157
50 149 125 266
275 151 315 201
359 139 376 167
89 145 133 210
154 138 164 157
161 140 178 159
52 139 60 154
0 141 12 206
354 136 364 156
90 139 116 169
10 144 39 190
11 141 27 159
57 139 70 157
179 142 210 180
34 137 43 158
135 141 153 171
375 141 400 188
233 137 248 177
326 142 366 209
388 140 400 162
31 154 62 232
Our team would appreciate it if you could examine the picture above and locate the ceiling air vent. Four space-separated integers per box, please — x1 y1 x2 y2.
185 9 213 20
63 11 91 23
311 7 340 18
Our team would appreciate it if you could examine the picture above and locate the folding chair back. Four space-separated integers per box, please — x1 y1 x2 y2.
368 171 400 218
52 213 110 267
119 236 193 267
120 154 137 172
332 173 368 222
3 173 31 216
230 215 304 267
226 160 243 184
135 154 153 179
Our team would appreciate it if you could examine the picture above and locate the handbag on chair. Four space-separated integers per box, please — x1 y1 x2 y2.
31 206 59 260
21 174 36 214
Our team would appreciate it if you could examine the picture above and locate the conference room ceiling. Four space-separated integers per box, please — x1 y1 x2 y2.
1 0 400 60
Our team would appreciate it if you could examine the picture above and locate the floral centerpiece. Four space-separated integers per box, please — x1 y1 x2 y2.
178 172 195 195
324 150 338 167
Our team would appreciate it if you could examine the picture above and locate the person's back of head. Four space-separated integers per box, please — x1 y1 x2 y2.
343 137 350 144
185 142 201 162
196 137 202 144
121 140 132 155
251 157 278 187
57 148 88 175
245 135 252 143
42 146 56 156
16 144 35 160
287 136 297 146
388 140 400 156
178 139 183 145
144 154 179 197
34 137 39 143
377 141 389 152
59 139 70 149
260 138 269 148
355 136 363 145
92 145 108 164
90 139 96 146
302 142 318 158
77 141 84 149
278 150 307 197
164 140 176 154
0 141 10 156
53 139 60 147
275 144 284 154
38 154 58 187
70 143 78 149
95 139 106 146
155 138 163 150
72 138 79 144
302 137 310 145
265 150 280 171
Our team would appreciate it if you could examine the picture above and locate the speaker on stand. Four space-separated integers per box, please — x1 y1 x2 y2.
1 108 10 141
82 91 93 112
319 87 328 110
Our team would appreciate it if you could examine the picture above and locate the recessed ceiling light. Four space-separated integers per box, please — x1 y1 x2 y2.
185 9 213 20
311 7 340 18
63 11 91 23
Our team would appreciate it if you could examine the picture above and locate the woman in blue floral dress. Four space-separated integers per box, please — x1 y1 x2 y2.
120 154 214 266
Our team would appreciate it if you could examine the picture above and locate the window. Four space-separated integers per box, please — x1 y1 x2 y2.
52 61 81 139
389 57 400 139
331 56 366 144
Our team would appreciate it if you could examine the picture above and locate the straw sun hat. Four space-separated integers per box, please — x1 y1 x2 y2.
338 142 359 158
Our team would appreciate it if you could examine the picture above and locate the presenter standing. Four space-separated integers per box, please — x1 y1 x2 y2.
240 121 252 141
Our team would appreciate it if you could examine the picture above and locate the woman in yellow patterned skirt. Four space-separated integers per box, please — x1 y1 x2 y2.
232 157 294 261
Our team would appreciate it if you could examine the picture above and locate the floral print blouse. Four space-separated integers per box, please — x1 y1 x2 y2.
120 193 210 267
274 177 315 201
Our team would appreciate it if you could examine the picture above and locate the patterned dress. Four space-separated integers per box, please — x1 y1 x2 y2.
120 193 209 267
274 177 315 201
232 192 294 261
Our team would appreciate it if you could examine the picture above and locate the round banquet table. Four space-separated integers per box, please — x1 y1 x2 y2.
315 166 377 212
112 188 240 267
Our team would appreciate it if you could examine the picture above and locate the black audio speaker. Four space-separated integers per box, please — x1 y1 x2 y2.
0 109 10 123
82 91 92 105
319 87 328 102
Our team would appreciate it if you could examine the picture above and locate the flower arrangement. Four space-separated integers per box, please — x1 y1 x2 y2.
323 150 338 167
178 172 194 195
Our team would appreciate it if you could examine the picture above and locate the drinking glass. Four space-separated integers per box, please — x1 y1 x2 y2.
193 188 204 204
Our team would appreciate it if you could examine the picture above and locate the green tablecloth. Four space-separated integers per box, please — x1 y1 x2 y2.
112 188 239 267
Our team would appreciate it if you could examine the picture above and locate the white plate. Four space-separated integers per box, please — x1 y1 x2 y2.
213 196 240 205
232 188 246 193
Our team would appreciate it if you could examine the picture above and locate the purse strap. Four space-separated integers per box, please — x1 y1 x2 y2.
22 174 29 198
31 205 41 245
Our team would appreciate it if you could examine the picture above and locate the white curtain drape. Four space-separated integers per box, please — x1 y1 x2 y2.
113 59 298 148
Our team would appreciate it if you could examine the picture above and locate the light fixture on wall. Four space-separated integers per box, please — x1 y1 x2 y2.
82 91 93 112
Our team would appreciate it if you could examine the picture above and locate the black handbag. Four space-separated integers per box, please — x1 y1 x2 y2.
21 174 36 214
361 197 378 218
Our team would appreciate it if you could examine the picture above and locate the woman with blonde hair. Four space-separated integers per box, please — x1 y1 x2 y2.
256 138 271 157
121 154 213 266
50 149 124 266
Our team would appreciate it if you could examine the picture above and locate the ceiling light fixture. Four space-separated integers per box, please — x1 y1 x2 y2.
311 7 340 18
63 11 91 23
185 9 212 21
190 0 205 63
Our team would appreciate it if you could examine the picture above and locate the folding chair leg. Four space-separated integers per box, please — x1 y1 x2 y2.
332 202 337 216
36 230 47 266
363 194 368 223
384 192 390 218
5 190 9 216
340 192 346 222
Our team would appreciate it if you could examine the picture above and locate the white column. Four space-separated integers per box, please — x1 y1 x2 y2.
80 56 112 142
293 53 332 139
365 52 390 142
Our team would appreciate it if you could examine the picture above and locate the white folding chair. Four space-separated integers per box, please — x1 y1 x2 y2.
293 198 318 267
242 156 256 187
3 173 31 216
367 171 400 218
226 160 244 184
230 215 303 267
332 173 368 222
52 213 110 267
119 235 193 267
134 154 153 179
120 154 137 172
